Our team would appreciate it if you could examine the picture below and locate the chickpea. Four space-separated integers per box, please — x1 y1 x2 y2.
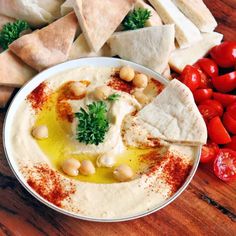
61 158 81 177
96 153 116 168
113 164 134 182
132 91 149 106
70 81 87 96
119 66 135 82
79 160 96 176
31 125 48 139
133 73 148 88
93 85 110 100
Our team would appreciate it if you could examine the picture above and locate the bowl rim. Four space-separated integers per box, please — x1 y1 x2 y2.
3 57 201 222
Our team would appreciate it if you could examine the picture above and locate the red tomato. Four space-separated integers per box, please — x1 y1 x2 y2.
224 136 236 151
200 141 219 163
213 92 236 107
227 102 236 120
223 112 236 134
210 41 236 68
193 63 212 88
200 99 223 117
214 149 236 181
180 65 201 91
198 104 218 120
196 58 219 77
212 71 236 93
207 116 231 144
193 89 213 104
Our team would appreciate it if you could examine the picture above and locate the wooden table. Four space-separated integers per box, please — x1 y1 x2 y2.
0 1 236 235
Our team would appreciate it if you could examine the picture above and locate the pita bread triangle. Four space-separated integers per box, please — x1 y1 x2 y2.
107 25 175 74
9 12 78 71
137 79 207 145
72 0 135 52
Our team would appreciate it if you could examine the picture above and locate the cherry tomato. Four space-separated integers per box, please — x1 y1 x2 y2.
214 149 236 181
196 58 219 77
193 89 213 104
193 63 213 88
200 99 223 117
180 65 201 91
213 92 236 107
223 112 236 134
200 141 219 163
198 104 218 120
227 102 236 120
210 41 236 68
212 71 236 93
207 116 231 144
224 136 236 151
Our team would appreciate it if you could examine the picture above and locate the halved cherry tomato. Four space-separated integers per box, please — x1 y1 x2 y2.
198 104 218 120
180 65 201 91
193 63 213 88
227 102 236 120
210 41 236 68
213 92 236 107
224 136 236 151
214 149 236 181
207 116 231 144
212 71 236 93
193 89 213 104
223 112 236 134
200 99 223 117
196 58 219 77
200 141 219 163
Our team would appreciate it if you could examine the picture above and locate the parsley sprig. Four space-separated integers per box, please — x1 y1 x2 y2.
75 101 109 145
0 20 30 50
107 93 121 102
122 8 151 31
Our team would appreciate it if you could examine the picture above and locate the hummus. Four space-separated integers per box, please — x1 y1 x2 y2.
10 66 197 219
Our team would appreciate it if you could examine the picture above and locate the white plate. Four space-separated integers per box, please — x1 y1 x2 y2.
3 57 201 222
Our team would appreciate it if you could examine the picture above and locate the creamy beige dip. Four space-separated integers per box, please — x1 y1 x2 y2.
10 66 198 219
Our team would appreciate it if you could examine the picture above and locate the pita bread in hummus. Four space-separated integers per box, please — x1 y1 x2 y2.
107 25 175 74
0 50 36 87
137 79 207 145
72 0 135 52
0 86 14 108
9 12 78 71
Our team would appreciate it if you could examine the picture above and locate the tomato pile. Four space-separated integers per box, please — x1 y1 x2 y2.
178 41 236 182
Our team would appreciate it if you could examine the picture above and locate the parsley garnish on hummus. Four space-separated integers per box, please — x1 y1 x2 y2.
107 93 121 101
122 8 151 31
0 20 30 50
75 101 109 145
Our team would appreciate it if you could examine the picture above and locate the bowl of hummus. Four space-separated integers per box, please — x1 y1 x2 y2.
3 57 207 222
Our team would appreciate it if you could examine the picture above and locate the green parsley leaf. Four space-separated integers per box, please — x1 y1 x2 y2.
0 20 30 50
75 101 109 145
122 8 151 31
107 93 121 102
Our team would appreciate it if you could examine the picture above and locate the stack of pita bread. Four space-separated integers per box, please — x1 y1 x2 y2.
0 0 222 107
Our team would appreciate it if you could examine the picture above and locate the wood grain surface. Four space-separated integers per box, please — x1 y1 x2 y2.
0 1 236 235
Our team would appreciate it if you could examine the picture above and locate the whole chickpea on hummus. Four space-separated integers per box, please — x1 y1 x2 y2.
10 65 207 219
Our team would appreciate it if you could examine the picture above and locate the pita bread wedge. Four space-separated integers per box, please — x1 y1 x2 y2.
169 32 223 72
0 86 14 108
72 0 135 52
107 25 175 74
0 0 64 27
0 50 36 87
172 0 217 32
134 0 162 26
137 79 207 145
9 12 78 71
61 0 73 16
148 0 202 48
68 34 110 60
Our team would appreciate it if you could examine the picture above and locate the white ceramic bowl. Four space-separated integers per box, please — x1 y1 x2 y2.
3 57 201 222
